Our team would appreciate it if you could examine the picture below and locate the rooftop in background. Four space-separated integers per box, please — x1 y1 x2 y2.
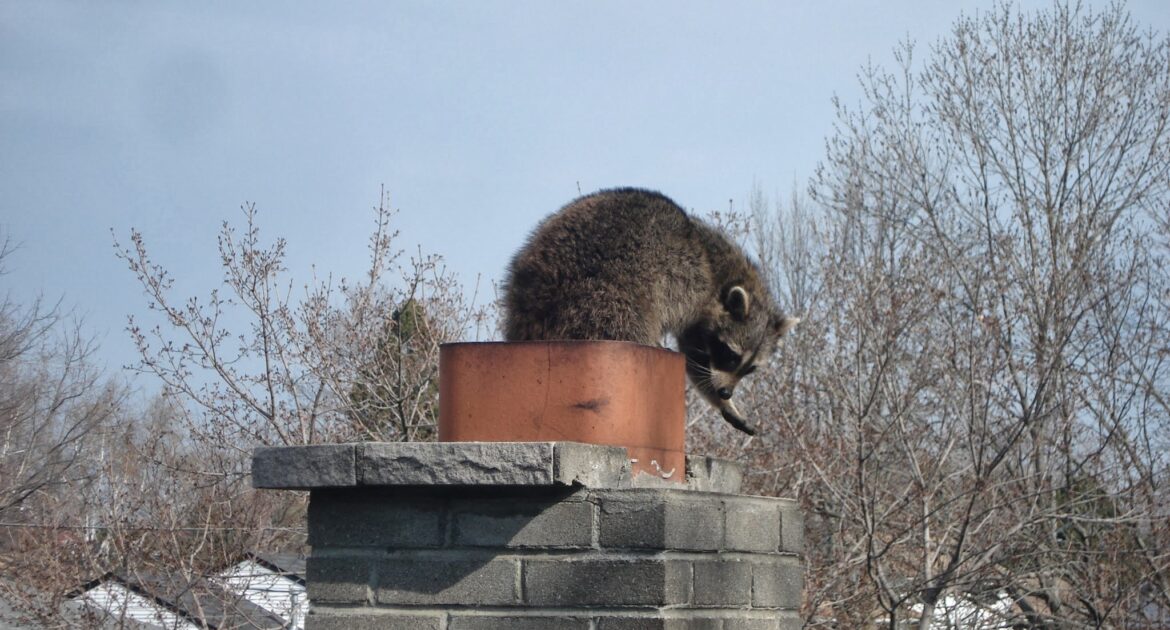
69 551 307 630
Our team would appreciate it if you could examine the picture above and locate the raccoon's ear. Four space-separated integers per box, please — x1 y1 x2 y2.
724 286 750 321
772 316 800 336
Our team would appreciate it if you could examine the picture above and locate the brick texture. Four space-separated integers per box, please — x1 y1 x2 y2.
752 558 804 609
451 497 593 548
724 497 781 552
448 616 592 630
266 443 804 626
598 490 724 551
309 492 444 548
305 556 369 604
306 611 442 630
779 502 804 554
693 559 753 607
375 557 518 606
523 559 691 607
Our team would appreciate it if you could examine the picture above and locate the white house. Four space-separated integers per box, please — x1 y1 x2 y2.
215 553 307 630
70 569 288 629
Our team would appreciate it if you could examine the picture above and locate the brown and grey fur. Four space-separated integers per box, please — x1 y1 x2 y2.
502 188 798 435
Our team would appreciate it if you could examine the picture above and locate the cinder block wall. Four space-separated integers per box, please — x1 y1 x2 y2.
253 442 804 630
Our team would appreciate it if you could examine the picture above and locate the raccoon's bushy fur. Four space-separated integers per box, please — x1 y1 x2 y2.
502 188 797 435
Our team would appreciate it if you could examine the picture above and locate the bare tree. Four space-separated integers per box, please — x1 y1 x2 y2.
0 238 124 521
113 188 492 451
689 3 1170 628
2 390 307 628
40 189 490 625
0 235 129 627
0 190 494 628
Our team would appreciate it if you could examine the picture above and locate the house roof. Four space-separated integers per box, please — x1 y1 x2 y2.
73 571 286 630
243 552 306 585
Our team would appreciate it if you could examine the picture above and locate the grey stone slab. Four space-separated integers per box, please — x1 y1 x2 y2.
253 441 756 492
523 558 690 607
358 442 557 486
251 444 355 489
553 441 632 486
685 455 745 494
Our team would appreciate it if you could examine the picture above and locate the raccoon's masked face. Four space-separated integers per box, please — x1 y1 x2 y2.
680 286 798 435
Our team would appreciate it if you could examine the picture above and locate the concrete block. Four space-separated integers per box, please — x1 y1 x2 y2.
778 502 803 553
305 556 370 604
452 496 594 548
723 619 783 630
751 558 803 609
375 557 518 606
523 559 691 607
675 619 723 630
358 442 556 485
597 620 722 630
595 620 665 630
685 455 745 494
773 612 804 630
553 441 632 486
308 492 443 548
252 444 355 489
252 441 760 490
724 497 781 553
598 490 723 551
307 611 442 630
693 559 753 606
448 616 592 630
598 616 794 630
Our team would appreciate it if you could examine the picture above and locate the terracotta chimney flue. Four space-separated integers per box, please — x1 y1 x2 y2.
438 341 686 482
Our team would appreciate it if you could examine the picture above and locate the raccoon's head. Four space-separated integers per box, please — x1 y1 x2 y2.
679 285 799 435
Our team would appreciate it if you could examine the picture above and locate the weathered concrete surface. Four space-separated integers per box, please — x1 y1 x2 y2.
251 444 355 489
358 442 558 486
251 442 742 493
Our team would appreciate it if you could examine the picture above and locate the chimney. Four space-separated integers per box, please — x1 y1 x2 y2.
252 341 804 629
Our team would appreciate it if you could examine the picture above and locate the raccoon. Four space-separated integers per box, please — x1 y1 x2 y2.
502 187 798 435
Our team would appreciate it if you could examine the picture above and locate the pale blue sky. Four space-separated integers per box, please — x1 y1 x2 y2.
2 1 1166 380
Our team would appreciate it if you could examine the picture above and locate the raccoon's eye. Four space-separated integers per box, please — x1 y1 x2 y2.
710 341 742 372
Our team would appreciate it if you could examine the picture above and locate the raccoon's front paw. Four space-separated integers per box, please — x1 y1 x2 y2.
720 407 758 436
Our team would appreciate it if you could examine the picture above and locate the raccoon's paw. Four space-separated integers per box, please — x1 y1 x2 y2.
720 407 758 436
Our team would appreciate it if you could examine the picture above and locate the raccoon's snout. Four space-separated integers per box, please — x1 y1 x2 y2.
681 337 756 435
